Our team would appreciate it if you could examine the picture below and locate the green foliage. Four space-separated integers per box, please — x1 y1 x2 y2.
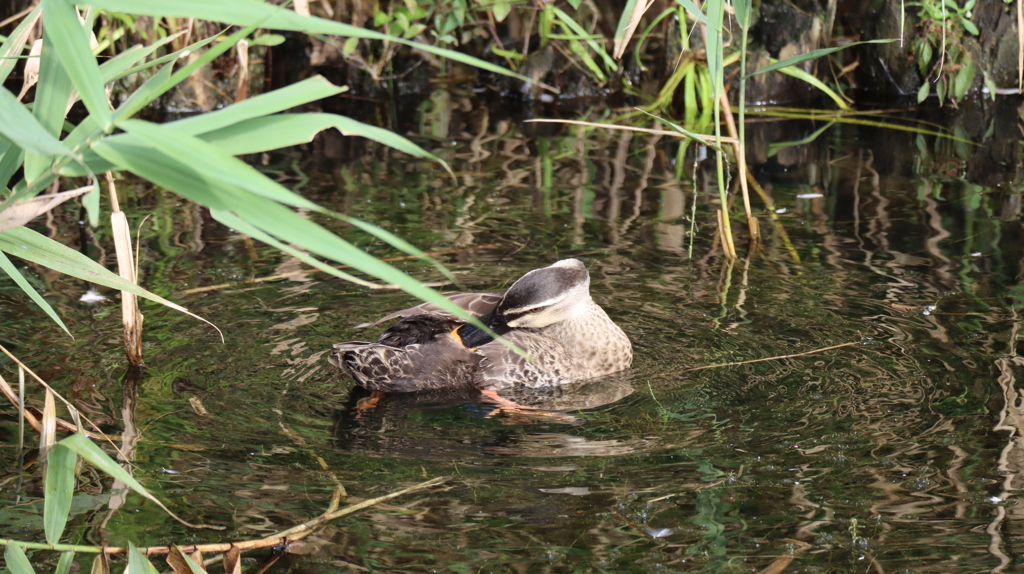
908 0 978 103
0 0 531 337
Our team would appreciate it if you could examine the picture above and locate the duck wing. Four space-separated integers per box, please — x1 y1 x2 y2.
475 331 584 390
331 314 481 392
356 293 501 328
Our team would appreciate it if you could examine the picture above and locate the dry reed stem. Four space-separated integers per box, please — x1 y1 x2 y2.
655 340 861 378
182 244 499 295
613 0 655 59
718 92 760 251
106 172 145 367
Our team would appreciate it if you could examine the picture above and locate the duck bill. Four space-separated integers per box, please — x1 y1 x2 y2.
455 310 509 348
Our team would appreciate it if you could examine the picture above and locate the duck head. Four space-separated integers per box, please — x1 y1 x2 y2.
457 259 591 347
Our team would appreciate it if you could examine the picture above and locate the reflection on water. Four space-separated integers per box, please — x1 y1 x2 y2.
2 101 1024 571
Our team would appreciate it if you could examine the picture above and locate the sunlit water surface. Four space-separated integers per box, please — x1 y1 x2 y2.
2 113 1024 572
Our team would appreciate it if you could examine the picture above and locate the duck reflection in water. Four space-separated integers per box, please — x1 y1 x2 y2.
329 259 633 417
330 373 636 455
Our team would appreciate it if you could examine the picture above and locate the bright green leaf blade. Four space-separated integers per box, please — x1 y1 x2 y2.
0 141 25 191
108 32 219 85
250 33 285 46
55 551 75 574
41 0 111 126
128 543 157 574
56 432 215 529
0 87 73 156
97 31 186 84
44 443 77 544
169 76 347 136
746 39 897 77
0 5 41 84
4 542 34 574
113 25 255 124
551 6 617 71
198 113 451 173
81 0 540 87
636 109 724 152
0 227 220 335
91 131 474 324
212 210 381 287
0 250 71 336
83 179 100 227
613 0 640 48
339 215 459 285
118 119 324 211
774 64 850 110
111 60 175 124
675 0 708 24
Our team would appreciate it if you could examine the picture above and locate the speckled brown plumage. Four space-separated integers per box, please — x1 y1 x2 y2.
329 259 632 392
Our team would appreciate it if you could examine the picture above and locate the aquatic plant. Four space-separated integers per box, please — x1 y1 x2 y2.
0 0 533 354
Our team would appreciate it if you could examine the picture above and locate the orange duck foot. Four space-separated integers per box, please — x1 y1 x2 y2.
354 391 386 419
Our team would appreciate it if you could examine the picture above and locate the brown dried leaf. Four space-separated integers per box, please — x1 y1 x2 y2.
18 38 43 100
223 547 241 574
0 186 93 233
90 553 109 574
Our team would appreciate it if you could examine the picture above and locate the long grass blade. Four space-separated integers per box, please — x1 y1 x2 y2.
773 64 849 110
90 130 473 321
41 0 111 126
551 6 617 71
24 30 75 184
0 227 221 338
97 31 186 85
0 250 71 335
211 210 385 288
0 87 72 156
196 113 451 172
55 551 76 574
747 39 896 77
0 5 41 84
128 543 158 574
44 443 76 544
113 25 256 123
117 119 322 210
58 432 223 530
169 76 347 135
4 542 35 574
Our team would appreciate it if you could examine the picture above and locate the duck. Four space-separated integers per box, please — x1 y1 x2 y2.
328 259 632 393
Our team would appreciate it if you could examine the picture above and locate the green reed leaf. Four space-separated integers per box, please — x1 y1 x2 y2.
0 227 220 336
169 76 348 135
55 551 76 574
0 250 70 336
0 88 71 157
197 113 451 174
0 5 41 84
44 443 77 544
4 542 35 574
41 0 111 127
746 39 897 77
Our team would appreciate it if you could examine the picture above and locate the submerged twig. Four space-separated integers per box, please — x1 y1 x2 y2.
655 340 862 378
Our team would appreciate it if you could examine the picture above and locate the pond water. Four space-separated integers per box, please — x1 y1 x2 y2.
3 100 1024 572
